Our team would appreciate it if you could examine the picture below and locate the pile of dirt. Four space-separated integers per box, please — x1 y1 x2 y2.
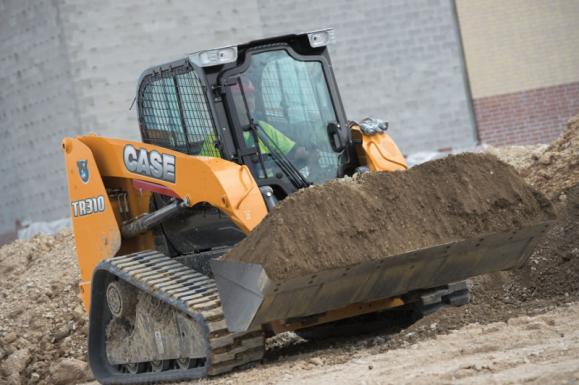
224 153 555 281
275 177 578 359
385 116 579 348
484 144 548 172
474 117 579 306
0 231 91 385
507 183 579 300
260 117 579 358
520 115 579 198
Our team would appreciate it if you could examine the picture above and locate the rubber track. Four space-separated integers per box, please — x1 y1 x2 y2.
90 250 264 384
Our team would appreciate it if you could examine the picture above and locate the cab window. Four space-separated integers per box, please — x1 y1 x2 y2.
139 70 220 157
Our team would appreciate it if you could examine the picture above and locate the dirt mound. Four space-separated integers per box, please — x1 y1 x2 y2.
391 113 579 347
224 153 555 281
476 116 579 304
292 180 578 356
484 144 548 172
0 231 91 385
507 183 579 300
521 115 579 198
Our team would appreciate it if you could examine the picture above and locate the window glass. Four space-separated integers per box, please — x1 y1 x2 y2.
232 50 340 184
140 71 219 157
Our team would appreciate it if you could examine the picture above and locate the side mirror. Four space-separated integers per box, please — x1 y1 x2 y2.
327 122 345 152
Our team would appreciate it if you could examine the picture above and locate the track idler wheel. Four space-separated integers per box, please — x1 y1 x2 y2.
106 280 137 319
176 358 205 370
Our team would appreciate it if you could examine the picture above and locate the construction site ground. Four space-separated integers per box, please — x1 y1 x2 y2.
0 116 577 385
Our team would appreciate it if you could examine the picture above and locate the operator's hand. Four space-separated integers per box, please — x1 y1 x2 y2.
358 117 389 135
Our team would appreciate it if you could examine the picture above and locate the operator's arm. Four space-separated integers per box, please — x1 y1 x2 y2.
243 120 296 155
258 121 295 155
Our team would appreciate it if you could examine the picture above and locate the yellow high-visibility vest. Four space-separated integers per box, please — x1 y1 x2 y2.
199 121 295 157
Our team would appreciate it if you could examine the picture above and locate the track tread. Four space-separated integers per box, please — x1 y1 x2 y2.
93 250 264 384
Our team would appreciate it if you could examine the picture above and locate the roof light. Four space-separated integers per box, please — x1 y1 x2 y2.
189 46 238 67
307 29 335 48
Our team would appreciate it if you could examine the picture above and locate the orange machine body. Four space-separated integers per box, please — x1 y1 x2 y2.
62 135 268 309
351 125 408 172
62 129 407 311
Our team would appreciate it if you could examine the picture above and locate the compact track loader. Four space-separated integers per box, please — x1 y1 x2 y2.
62 29 552 384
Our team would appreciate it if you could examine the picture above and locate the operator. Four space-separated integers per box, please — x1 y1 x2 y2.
199 78 312 171
232 79 295 155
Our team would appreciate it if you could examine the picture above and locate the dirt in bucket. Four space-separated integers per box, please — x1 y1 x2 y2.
223 153 555 281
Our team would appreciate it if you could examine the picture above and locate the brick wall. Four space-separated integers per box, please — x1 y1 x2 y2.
456 0 579 146
474 82 579 146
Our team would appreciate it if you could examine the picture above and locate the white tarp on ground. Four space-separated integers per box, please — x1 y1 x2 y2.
405 144 487 168
17 217 72 240
405 151 447 167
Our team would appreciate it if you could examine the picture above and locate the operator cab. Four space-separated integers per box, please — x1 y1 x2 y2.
135 29 353 254
137 28 351 198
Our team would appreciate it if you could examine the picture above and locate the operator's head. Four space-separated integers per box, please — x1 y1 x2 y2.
231 77 257 125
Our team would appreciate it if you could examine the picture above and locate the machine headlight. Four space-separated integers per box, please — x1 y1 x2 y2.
189 46 238 67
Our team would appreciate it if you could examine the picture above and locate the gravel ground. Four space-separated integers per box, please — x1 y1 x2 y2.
190 302 579 385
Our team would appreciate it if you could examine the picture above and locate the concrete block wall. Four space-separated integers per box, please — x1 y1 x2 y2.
0 0 475 235
0 0 81 234
56 0 265 140
257 0 476 153
0 0 266 235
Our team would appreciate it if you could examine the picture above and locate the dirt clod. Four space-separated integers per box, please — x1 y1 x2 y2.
224 153 554 281
1 349 30 385
49 358 92 385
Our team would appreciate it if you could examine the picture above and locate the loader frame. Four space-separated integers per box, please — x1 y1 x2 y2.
62 135 268 308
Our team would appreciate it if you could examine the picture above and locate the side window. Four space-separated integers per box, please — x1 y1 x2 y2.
140 70 220 157
141 78 184 150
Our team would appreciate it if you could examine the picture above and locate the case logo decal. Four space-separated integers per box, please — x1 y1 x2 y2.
123 145 176 183
71 195 105 217
77 160 89 183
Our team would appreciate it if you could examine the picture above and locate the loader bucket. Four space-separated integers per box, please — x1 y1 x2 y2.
211 221 552 332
